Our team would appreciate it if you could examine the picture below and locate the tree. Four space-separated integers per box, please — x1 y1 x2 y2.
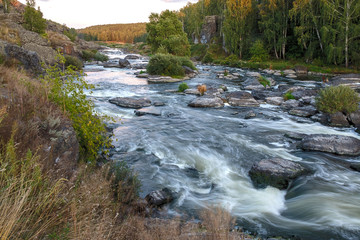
3 0 10 13
23 0 46 34
146 10 190 56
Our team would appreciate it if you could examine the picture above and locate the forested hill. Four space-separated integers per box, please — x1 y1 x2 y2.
78 23 146 43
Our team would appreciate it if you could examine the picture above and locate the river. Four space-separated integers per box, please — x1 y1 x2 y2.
84 49 360 240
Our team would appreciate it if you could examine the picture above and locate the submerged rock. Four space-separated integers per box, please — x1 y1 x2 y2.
249 158 309 190
188 96 224 108
135 107 162 116
226 91 259 107
350 163 360 172
109 97 151 109
300 134 360 156
119 58 131 68
145 188 174 207
125 54 140 60
289 106 317 118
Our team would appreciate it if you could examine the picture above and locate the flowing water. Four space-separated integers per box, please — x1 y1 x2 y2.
84 49 360 240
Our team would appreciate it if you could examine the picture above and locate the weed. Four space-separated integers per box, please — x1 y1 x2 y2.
178 82 189 92
259 76 270 88
283 91 295 101
197 84 207 96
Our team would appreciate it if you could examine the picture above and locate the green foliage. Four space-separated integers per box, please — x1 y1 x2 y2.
202 52 214 64
133 33 148 43
283 91 295 101
190 44 207 60
178 56 196 70
147 54 185 77
178 82 189 92
23 0 47 34
94 52 109 62
41 53 112 163
64 55 83 70
81 50 96 62
146 10 190 56
250 40 269 62
107 161 141 204
316 85 360 114
0 54 5 65
63 28 77 42
258 76 270 87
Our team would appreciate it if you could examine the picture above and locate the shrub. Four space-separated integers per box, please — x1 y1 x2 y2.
197 84 207 96
316 85 360 114
283 91 295 101
178 56 196 70
63 28 77 42
178 82 189 92
250 40 269 62
146 54 185 77
202 52 214 64
64 55 83 70
0 54 5 65
94 52 109 62
23 1 46 34
259 75 270 88
41 53 111 162
81 50 96 61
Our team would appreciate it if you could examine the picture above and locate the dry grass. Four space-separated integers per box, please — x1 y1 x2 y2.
0 23 21 45
197 84 207 96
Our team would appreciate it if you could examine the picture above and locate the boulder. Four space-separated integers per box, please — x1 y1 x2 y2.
109 97 151 109
328 112 350 127
23 42 57 65
283 69 296 75
134 107 162 116
249 158 309 190
184 89 200 95
183 66 196 75
119 58 131 68
300 134 360 156
252 90 282 100
125 54 140 60
153 101 165 106
148 76 186 83
295 65 308 75
265 97 284 106
131 63 148 69
291 89 317 100
330 74 360 90
246 71 262 78
289 106 317 118
145 188 174 207
349 110 360 127
281 99 300 110
350 163 360 172
103 61 120 68
188 96 224 108
226 91 259 107
245 111 256 119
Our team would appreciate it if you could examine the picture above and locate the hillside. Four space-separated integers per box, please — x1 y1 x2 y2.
79 23 146 43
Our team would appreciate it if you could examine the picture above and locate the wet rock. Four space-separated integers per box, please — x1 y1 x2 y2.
249 158 309 190
286 74 297 79
184 89 200 95
349 110 360 127
295 65 308 75
350 163 360 172
245 111 256 119
291 89 317 100
300 134 360 156
125 54 140 60
300 96 316 106
265 97 284 106
252 90 282 100
188 96 224 108
119 58 131 68
330 74 360 90
289 106 318 118
283 69 296 75
246 71 262 78
136 73 149 78
284 132 307 140
135 107 162 116
145 188 174 207
281 99 300 110
109 97 151 109
183 66 196 75
242 78 265 91
153 101 165 106
131 63 148 69
226 91 259 107
103 62 120 68
148 76 186 83
328 112 350 127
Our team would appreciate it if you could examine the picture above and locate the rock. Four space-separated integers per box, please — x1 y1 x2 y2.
291 89 317 100
183 66 196 75
184 89 200 95
265 97 284 106
295 65 308 75
350 163 360 172
23 42 57 65
281 99 300 110
188 96 224 108
199 16 218 44
125 54 140 60
131 63 148 69
136 73 149 78
245 111 256 119
153 101 165 106
300 96 316 105
109 97 151 109
283 69 296 75
2 41 42 72
246 71 262 78
289 106 318 118
286 74 297 78
252 90 282 100
135 107 162 116
148 76 185 83
249 158 309 190
119 58 131 68
103 62 120 68
284 132 307 140
328 112 350 127
300 134 360 156
226 91 260 107
349 110 360 127
145 188 174 207
330 74 360 90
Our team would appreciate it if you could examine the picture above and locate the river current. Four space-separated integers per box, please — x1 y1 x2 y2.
84 49 360 240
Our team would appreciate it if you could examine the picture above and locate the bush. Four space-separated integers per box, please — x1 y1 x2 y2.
283 91 295 101
81 50 96 61
259 76 270 88
23 1 46 34
316 85 360 114
147 54 185 77
0 54 5 65
250 40 269 62
202 52 214 64
94 52 109 62
178 82 189 92
63 28 77 42
178 56 196 70
64 55 83 70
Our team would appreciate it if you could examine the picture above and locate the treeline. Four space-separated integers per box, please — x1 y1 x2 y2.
78 23 146 43
179 0 360 67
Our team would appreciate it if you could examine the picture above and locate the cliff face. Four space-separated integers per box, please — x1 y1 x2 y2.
194 15 219 44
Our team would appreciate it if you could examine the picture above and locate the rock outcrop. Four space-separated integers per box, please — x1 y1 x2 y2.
188 96 224 108
226 91 259 107
198 16 218 44
145 188 174 207
249 158 309 190
109 97 152 109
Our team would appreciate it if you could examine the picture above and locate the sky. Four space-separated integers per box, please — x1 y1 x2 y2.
18 0 198 29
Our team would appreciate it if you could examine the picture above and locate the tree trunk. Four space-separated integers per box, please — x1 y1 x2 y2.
345 0 350 68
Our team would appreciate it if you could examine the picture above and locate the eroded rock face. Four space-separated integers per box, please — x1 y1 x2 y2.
300 134 360 156
188 96 224 108
145 188 174 207
109 97 152 109
226 91 259 107
249 158 309 190
23 42 57 65
199 16 218 44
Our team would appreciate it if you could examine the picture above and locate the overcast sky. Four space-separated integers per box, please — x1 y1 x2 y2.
18 0 198 29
